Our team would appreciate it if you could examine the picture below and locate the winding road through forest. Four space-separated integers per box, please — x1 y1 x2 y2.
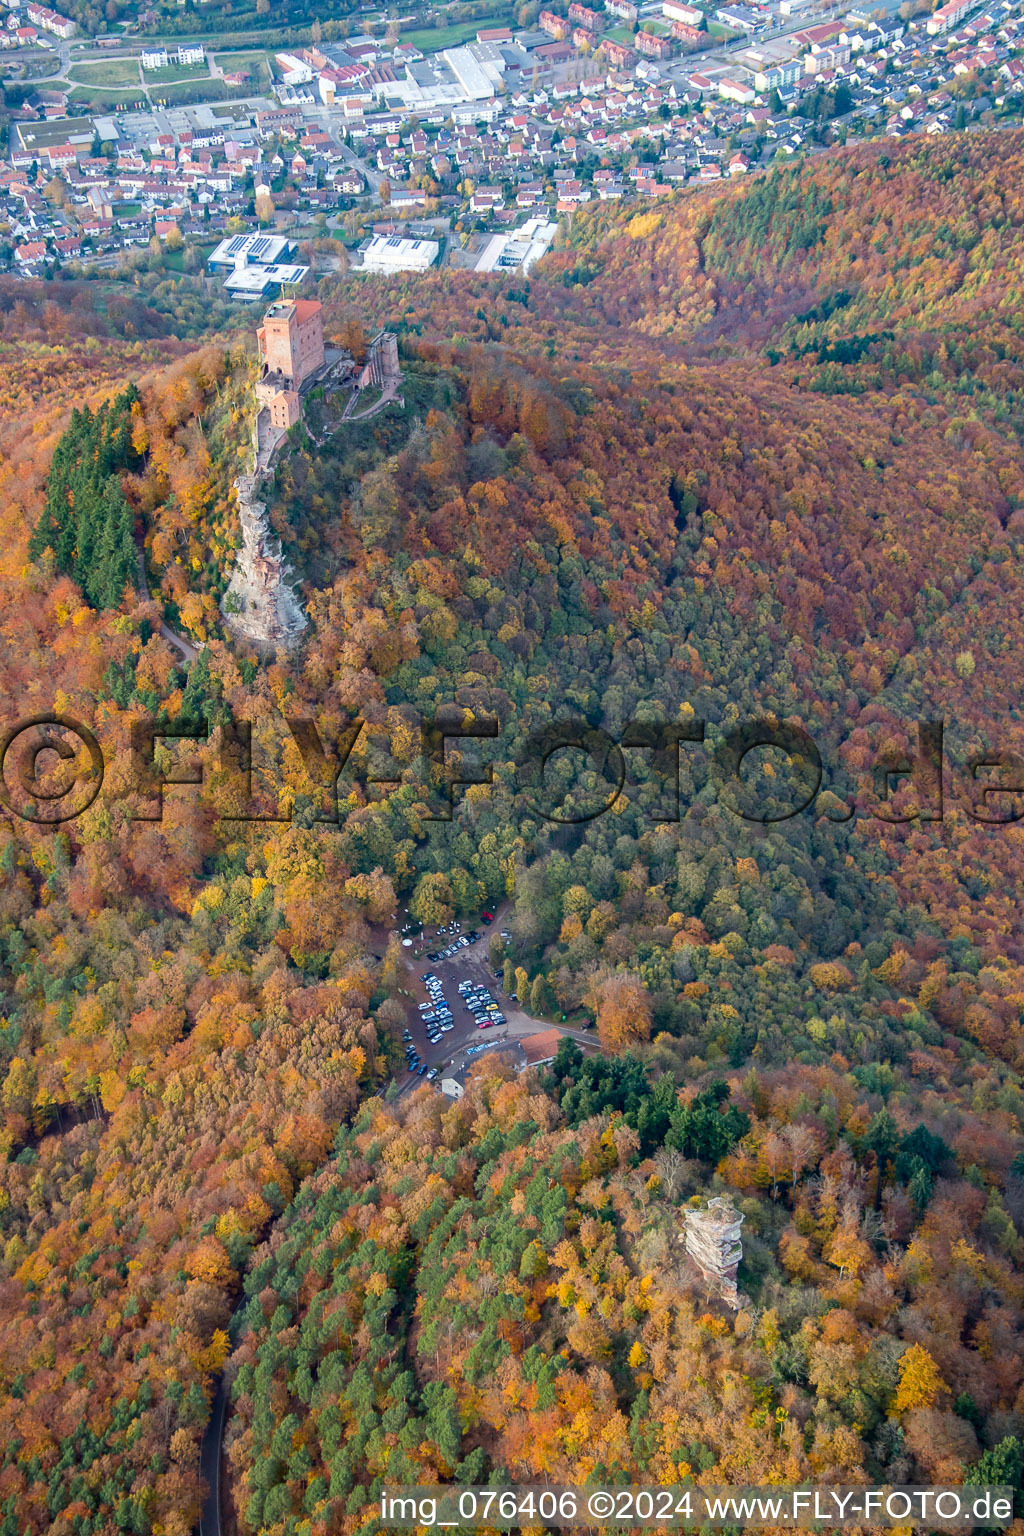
197 1365 230 1536
134 534 201 662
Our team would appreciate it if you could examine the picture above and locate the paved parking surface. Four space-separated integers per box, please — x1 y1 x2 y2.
394 916 599 1096
397 928 512 1087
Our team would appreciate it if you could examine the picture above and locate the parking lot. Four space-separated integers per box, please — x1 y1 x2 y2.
397 920 512 1086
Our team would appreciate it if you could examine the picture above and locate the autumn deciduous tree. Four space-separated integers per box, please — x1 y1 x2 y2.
824 1223 872 1281
892 1344 947 1415
587 974 652 1051
410 872 454 926
344 867 397 924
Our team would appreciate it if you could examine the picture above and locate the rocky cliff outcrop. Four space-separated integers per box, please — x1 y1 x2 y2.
222 411 307 654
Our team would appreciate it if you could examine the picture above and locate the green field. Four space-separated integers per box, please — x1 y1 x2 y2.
706 19 741 37
214 49 271 84
607 25 637 44
400 14 512 53
152 78 234 106
67 57 140 87
143 59 211 83
66 85 146 107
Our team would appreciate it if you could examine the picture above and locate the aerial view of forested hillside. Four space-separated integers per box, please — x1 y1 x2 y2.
2 129 1024 1536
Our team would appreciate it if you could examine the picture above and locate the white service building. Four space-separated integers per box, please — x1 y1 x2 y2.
223 262 310 299
275 51 314 84
474 217 557 273
442 44 498 98
360 234 440 273
208 233 296 270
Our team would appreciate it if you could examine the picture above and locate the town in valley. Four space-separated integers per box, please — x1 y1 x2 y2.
1 0 1022 285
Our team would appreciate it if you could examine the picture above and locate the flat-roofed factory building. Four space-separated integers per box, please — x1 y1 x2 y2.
359 233 440 273
208 233 298 270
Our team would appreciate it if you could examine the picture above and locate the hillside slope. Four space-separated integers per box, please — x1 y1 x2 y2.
0 133 1024 1535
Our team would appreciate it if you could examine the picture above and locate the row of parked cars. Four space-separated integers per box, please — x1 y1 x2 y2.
418 971 455 1044
426 926 483 963
460 980 506 1029
401 1027 439 1079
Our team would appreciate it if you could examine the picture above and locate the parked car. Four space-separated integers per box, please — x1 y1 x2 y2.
481 912 494 924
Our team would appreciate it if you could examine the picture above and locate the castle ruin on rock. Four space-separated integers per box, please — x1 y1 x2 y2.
222 297 402 654
221 298 324 652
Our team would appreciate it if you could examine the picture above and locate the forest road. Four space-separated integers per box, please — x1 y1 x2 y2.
196 1290 249 1536
197 1372 227 1536
134 534 202 662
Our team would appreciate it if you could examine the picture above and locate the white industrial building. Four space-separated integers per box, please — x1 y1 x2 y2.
370 40 507 114
359 234 440 273
208 233 296 270
274 51 314 84
208 234 307 300
474 217 558 273
443 44 498 98
223 262 310 299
